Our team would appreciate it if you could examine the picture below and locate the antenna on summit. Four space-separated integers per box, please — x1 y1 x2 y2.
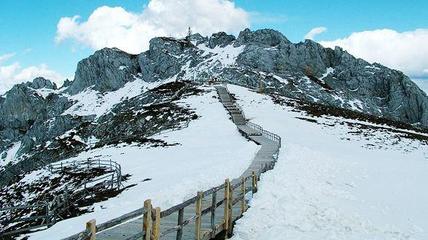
186 27 192 42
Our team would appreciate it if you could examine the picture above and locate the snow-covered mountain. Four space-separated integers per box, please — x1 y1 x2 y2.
1 28 428 239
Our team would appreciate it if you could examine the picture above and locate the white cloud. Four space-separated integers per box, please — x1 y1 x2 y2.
0 53 16 63
55 0 250 54
304 27 327 40
0 55 64 94
320 29 428 78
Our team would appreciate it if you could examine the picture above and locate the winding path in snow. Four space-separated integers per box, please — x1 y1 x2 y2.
215 85 281 181
65 85 281 240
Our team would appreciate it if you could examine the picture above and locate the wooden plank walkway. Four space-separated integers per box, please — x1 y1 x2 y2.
63 84 281 240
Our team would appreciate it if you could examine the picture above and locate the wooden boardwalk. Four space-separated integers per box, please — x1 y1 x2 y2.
64 84 281 240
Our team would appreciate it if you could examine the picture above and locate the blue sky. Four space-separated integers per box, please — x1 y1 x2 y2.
0 0 427 91
0 0 143 77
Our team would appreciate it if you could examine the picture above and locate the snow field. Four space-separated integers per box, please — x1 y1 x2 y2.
228 85 428 240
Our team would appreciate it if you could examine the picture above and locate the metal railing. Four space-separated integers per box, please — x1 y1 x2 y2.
247 122 282 147
48 159 122 190
0 159 123 237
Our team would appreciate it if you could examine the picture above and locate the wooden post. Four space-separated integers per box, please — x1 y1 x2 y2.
176 208 184 240
152 207 161 240
252 171 257 194
228 181 233 236
195 191 203 240
86 219 96 240
210 190 217 238
240 177 246 215
223 179 230 238
143 199 152 240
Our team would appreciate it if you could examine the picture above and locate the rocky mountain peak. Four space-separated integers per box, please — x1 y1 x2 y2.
188 33 208 46
24 77 57 90
208 32 236 48
67 47 141 94
236 28 291 47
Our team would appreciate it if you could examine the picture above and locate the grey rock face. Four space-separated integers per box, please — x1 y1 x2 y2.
208 32 236 48
189 33 208 45
137 37 193 82
0 84 47 131
24 77 57 90
0 78 73 161
67 48 141 94
235 28 291 47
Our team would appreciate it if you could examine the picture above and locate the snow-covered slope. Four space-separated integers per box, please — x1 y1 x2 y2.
227 85 428 240
25 87 259 240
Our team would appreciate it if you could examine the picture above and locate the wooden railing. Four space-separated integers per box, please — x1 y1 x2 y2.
69 154 279 240
157 173 256 240
0 203 52 237
49 159 122 190
73 169 278 240
0 159 123 237
247 122 281 147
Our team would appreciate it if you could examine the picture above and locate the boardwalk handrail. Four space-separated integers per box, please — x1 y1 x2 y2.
62 208 146 240
247 122 281 147
0 159 123 237
76 172 272 240
49 159 122 190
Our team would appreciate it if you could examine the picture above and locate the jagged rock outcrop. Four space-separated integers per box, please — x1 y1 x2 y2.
24 77 57 90
138 38 189 82
235 28 291 47
209 32 235 48
0 78 75 161
67 48 141 94
1 83 49 135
